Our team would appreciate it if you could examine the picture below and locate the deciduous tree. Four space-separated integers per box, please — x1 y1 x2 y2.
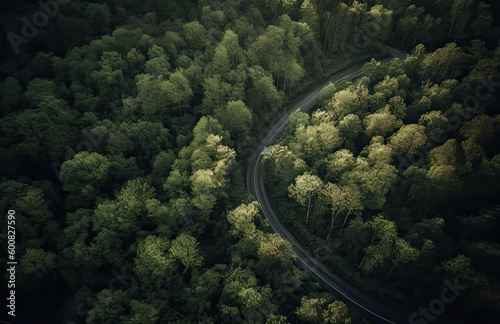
288 173 323 225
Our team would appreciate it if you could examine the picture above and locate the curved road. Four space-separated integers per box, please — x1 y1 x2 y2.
247 46 407 324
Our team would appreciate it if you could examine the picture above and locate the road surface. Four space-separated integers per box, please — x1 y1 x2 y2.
246 46 407 324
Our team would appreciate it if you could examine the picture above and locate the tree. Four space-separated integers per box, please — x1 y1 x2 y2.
383 236 419 281
135 74 168 118
0 181 58 252
209 44 231 76
374 76 400 100
429 139 459 167
458 210 496 240
263 145 308 188
167 71 193 115
357 216 392 273
366 141 393 165
420 43 467 82
257 233 296 277
85 289 128 323
321 2 351 58
406 96 431 123
406 218 447 255
283 58 305 94
364 112 402 138
215 100 253 143
60 152 111 207
300 0 320 36
160 31 186 59
219 30 246 68
340 157 397 210
288 173 323 225
200 5 227 31
19 248 57 280
190 169 218 214
398 5 422 46
2 95 79 162
317 83 337 107
24 78 59 107
127 300 160 324
422 80 457 110
324 149 357 182
248 25 286 79
88 227 125 269
413 14 442 46
388 96 407 119
323 301 352 324
183 21 209 51
126 48 146 77
367 4 394 43
106 121 171 168
220 267 275 322
321 183 362 240
295 296 325 323
468 2 494 39
461 115 499 156
326 83 369 120
338 114 363 149
134 235 175 289
85 3 112 35
201 74 233 114
91 51 127 100
441 254 487 288
461 138 487 172
247 66 284 116
427 164 462 200
291 122 343 160
0 77 23 113
227 202 260 239
418 110 450 137
447 0 476 39
180 264 227 317
388 124 427 167
92 180 156 234
169 233 204 274
266 314 289 324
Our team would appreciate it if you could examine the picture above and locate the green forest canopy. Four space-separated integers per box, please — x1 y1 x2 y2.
0 0 499 323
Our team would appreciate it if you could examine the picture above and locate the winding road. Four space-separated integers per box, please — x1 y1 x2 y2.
246 46 407 324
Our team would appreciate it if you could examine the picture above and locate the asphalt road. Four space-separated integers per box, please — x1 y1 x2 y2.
246 46 407 324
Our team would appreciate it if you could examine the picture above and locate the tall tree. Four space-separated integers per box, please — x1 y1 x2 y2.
169 233 204 274
214 100 253 143
134 235 175 289
227 202 261 239
397 5 423 46
447 0 476 39
288 173 323 225
388 124 427 168
420 43 467 82
321 183 362 240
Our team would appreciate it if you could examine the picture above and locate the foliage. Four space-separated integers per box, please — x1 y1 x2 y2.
0 1 498 323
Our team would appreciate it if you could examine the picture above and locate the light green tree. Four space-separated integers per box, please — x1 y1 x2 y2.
288 173 323 225
20 248 56 279
321 183 362 240
170 233 204 274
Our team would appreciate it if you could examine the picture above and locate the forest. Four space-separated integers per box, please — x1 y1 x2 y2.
0 0 499 323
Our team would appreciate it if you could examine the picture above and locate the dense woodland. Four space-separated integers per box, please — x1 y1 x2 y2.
0 0 499 323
